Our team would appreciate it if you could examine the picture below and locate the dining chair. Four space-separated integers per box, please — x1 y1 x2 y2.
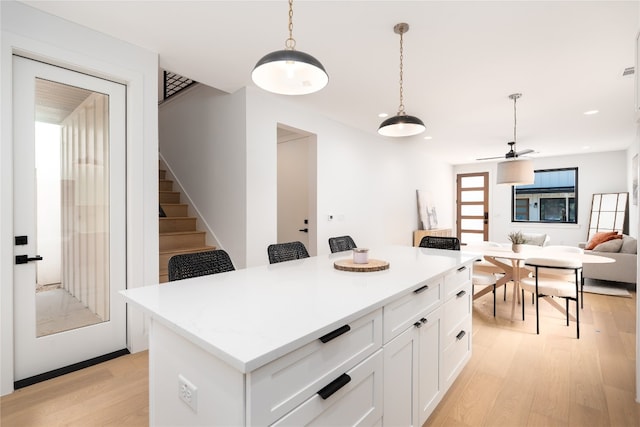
267 241 310 264
520 257 583 338
328 235 357 253
168 249 235 281
420 236 496 315
541 245 586 308
418 236 461 250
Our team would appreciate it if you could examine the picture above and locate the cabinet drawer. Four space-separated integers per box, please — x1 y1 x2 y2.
383 278 441 343
443 283 471 346
248 309 382 426
442 317 471 387
272 349 383 427
443 264 471 300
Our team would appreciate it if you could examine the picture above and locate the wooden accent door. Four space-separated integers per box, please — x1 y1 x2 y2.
456 172 489 244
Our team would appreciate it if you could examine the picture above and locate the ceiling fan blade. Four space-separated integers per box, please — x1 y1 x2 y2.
515 148 534 156
476 155 504 161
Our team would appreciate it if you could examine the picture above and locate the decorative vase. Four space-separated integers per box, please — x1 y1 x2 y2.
512 243 522 253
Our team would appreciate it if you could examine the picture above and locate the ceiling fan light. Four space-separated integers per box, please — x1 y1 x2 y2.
378 114 426 137
252 49 328 95
497 159 534 185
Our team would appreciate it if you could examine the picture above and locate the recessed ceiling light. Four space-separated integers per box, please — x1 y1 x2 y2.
583 110 599 115
378 113 389 118
423 136 432 140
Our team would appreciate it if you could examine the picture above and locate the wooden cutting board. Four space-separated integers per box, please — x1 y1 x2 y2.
333 259 389 272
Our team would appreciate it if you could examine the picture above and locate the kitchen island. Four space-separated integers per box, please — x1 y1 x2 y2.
121 245 477 426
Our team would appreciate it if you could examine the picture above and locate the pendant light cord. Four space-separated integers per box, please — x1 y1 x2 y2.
285 0 296 50
398 29 405 115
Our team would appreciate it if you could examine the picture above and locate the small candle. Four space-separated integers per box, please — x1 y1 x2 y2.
353 248 369 264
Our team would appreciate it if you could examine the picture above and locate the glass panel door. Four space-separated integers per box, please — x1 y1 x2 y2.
457 172 489 244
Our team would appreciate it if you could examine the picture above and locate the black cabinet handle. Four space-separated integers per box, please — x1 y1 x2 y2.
317 373 351 399
299 228 309 233
456 290 466 298
456 330 466 340
413 321 422 328
319 325 351 343
457 266 467 272
420 317 427 324
413 285 429 294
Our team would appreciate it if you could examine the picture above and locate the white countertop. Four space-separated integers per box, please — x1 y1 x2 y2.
121 245 477 373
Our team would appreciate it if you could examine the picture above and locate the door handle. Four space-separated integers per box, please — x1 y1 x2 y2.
298 228 309 233
15 255 43 264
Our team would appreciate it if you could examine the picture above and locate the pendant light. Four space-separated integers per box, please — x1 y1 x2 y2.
378 23 425 137
496 93 534 185
252 0 328 95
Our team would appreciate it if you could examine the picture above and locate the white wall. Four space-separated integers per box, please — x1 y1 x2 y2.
159 85 454 268
454 150 630 245
1 1 158 395
245 87 453 265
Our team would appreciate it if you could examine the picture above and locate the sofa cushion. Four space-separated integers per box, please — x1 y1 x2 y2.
621 235 638 254
593 238 623 252
585 231 621 250
523 233 548 246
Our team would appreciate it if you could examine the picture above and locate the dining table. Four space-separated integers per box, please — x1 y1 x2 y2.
462 244 615 320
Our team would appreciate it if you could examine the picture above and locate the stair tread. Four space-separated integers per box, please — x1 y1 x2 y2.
159 216 196 220
160 203 188 206
160 230 206 236
160 246 216 256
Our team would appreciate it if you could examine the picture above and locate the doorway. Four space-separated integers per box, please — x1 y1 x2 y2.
277 124 317 255
12 56 127 385
456 172 489 244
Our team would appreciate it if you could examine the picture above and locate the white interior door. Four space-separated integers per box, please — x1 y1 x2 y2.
12 56 127 383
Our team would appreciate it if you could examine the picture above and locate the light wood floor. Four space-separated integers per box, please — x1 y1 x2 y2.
1 286 638 426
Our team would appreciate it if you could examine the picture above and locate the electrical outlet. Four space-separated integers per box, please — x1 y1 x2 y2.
178 374 198 412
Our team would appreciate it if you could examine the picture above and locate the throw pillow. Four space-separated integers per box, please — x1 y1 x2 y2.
585 231 621 250
620 235 638 254
593 238 623 252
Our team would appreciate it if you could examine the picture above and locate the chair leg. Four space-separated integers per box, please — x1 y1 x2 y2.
521 289 525 320
492 285 496 317
535 294 540 335
581 276 584 309
504 284 507 301
576 297 580 339
565 298 569 326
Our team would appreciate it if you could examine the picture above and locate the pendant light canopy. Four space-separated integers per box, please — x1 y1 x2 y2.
378 23 425 137
252 0 328 95
496 93 534 185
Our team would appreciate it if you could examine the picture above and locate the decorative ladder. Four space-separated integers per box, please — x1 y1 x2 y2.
159 165 215 283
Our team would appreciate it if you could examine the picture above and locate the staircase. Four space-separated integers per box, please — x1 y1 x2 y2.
159 165 215 283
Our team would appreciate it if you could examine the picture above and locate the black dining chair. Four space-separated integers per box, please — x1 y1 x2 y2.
328 235 357 253
168 249 235 281
267 241 310 264
418 236 461 250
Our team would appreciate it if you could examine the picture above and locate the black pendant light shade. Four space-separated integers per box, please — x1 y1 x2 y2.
378 23 425 138
252 0 328 96
378 114 426 137
252 49 329 95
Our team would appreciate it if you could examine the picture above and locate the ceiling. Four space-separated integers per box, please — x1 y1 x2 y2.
22 1 639 165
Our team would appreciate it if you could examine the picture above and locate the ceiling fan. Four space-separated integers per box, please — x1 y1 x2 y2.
476 93 535 161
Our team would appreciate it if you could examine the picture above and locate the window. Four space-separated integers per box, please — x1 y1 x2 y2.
511 168 577 224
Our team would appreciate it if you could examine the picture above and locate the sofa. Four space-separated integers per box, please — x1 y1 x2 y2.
578 234 637 284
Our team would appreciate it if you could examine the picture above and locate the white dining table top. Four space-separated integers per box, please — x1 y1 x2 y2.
462 244 615 264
